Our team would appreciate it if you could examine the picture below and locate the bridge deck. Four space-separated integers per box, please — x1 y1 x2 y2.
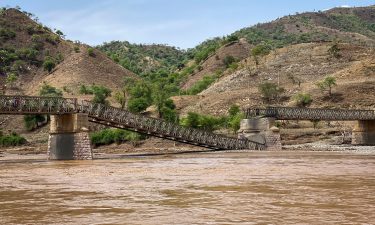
246 107 375 121
0 95 264 150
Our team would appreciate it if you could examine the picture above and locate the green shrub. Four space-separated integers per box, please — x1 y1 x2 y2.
328 42 341 58
91 85 111 105
87 48 95 57
11 60 28 73
16 48 39 61
31 34 43 42
90 129 142 147
251 43 272 57
294 93 312 107
228 112 244 133
43 56 56 72
79 84 93 94
0 28 16 40
45 34 60 45
74 46 80 53
316 76 337 96
222 55 236 68
258 82 285 103
23 115 46 131
185 75 216 95
128 97 150 113
0 133 27 147
180 112 224 131
39 82 62 97
228 105 240 117
6 73 17 88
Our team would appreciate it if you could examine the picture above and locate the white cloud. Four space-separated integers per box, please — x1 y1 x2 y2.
340 5 351 8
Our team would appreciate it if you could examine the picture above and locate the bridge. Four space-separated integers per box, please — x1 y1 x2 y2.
0 95 265 159
245 107 375 121
241 106 375 149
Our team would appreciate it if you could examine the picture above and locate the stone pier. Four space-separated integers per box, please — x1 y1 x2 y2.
352 120 375 145
47 113 93 160
238 117 281 150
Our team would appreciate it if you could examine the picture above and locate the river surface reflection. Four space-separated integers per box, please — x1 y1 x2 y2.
0 151 374 224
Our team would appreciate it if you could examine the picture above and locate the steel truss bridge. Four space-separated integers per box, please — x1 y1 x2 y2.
0 95 265 150
245 107 375 121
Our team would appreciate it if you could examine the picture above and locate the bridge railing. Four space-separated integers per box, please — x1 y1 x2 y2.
0 95 77 114
245 107 375 121
79 100 264 150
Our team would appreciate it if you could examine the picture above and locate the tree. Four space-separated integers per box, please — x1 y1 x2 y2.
43 56 56 73
55 30 65 38
180 112 200 129
6 73 17 89
126 80 152 112
127 97 149 113
258 82 285 103
114 88 127 109
227 105 244 133
328 42 341 59
316 76 337 96
294 93 312 107
91 85 111 105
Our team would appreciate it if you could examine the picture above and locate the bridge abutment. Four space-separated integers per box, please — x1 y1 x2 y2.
352 120 375 145
238 118 281 150
47 113 93 160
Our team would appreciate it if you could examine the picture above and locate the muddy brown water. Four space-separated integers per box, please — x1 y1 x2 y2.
0 151 374 225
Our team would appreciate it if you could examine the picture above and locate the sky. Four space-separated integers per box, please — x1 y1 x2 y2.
1 0 374 49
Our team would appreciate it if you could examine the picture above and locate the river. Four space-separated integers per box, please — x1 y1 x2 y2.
0 151 374 224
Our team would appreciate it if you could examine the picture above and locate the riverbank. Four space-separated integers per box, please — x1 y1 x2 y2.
0 139 374 160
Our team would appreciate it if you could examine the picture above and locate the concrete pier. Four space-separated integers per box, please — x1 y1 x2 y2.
238 117 281 150
352 120 375 145
47 113 92 160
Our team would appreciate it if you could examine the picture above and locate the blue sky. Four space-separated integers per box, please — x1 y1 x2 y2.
1 0 374 48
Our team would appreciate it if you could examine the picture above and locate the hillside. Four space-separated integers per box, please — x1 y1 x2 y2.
174 42 375 116
0 8 137 97
180 6 375 91
98 41 188 76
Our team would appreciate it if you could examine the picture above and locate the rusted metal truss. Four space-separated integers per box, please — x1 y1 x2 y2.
0 95 264 150
246 107 375 121
0 95 77 114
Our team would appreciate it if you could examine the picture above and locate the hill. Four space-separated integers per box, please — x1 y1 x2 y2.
179 6 375 91
174 42 375 116
0 8 137 97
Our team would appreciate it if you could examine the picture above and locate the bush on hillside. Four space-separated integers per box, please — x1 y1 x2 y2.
0 132 27 147
87 48 95 57
180 112 225 131
222 55 236 68
39 82 63 97
294 93 312 107
90 129 142 147
0 28 16 40
23 115 46 131
184 75 216 95
258 82 285 103
43 56 56 73
79 84 94 94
